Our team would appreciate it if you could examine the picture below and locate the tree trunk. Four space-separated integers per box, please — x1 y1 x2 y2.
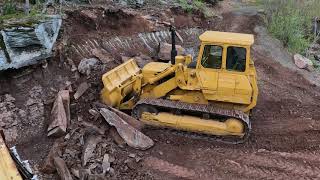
25 0 30 15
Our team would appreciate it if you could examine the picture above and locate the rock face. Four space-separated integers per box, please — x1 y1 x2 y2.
158 42 186 61
0 15 62 70
294 54 314 71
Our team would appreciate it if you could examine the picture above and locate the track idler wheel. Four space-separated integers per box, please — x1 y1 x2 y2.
225 118 244 134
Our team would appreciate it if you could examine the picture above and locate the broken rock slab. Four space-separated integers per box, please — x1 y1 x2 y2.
41 138 65 174
47 90 70 137
53 156 73 180
102 154 112 174
109 106 145 130
93 102 145 130
0 15 62 70
99 108 154 150
158 42 186 61
82 135 102 166
294 54 314 71
109 127 126 147
74 82 90 100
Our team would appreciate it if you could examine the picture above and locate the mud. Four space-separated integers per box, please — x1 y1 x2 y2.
1 1 320 179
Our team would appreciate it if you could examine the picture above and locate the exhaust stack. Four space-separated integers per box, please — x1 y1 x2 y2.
170 26 177 65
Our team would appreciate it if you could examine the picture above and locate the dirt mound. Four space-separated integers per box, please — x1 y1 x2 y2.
65 8 152 36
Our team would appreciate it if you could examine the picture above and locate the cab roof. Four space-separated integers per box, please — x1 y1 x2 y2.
199 31 254 46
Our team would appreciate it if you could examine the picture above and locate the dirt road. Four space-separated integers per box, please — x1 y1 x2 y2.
1 1 320 179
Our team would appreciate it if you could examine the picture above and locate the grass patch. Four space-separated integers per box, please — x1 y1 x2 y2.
177 0 215 18
0 1 46 29
258 0 320 54
2 0 17 15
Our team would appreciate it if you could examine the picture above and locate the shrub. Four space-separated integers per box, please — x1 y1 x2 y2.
259 0 320 54
2 0 16 15
177 0 214 18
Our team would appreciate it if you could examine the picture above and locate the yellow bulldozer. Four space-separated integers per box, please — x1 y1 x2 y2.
101 27 258 143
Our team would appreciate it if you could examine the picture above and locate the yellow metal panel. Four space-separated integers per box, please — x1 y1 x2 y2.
101 59 141 107
169 91 208 104
197 70 218 90
0 136 22 180
141 78 178 98
142 62 171 76
142 63 175 84
217 73 236 96
186 69 201 90
204 93 251 105
101 59 140 92
199 31 254 46
141 112 244 136
235 75 252 95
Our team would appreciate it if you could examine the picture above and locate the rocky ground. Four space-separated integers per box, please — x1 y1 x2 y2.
1 0 320 179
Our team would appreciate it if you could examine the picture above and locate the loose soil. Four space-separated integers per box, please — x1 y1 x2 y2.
1 1 320 179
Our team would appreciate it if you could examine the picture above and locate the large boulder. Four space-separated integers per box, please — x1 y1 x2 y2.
0 15 62 70
78 58 100 76
158 42 186 61
118 0 144 8
294 54 314 71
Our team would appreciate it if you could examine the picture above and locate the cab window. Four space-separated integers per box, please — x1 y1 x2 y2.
201 45 222 69
226 46 246 72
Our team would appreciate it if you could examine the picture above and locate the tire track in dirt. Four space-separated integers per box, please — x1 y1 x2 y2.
143 156 198 179
212 148 320 179
184 147 320 179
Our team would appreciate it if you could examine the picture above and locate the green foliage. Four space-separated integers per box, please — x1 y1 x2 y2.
178 0 195 13
259 0 320 54
2 0 16 15
0 0 45 23
177 0 214 18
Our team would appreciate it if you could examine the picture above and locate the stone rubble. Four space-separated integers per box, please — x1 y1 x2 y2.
0 86 44 142
74 82 90 100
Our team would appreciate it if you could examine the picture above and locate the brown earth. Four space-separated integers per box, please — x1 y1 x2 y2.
1 1 320 179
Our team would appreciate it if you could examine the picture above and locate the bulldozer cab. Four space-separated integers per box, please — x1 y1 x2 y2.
200 45 247 72
196 31 253 72
195 31 255 106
